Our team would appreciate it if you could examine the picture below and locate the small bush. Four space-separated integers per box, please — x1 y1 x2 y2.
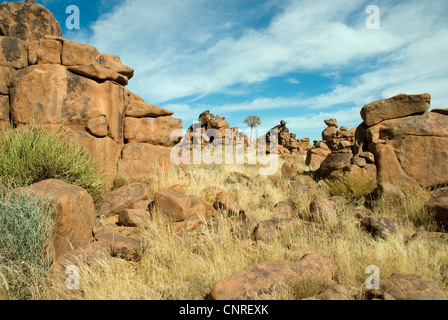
324 171 376 202
0 125 108 200
0 187 56 300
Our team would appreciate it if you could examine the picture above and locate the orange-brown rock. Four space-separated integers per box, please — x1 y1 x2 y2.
118 209 151 228
253 218 302 242
364 111 448 187
36 38 62 64
61 39 99 67
67 64 128 86
0 94 9 122
123 116 182 147
361 93 431 127
59 127 121 188
154 189 217 221
366 273 448 300
116 143 173 186
16 179 97 260
10 64 128 143
125 100 174 118
207 253 338 300
425 196 448 231
95 182 150 217
0 1 62 41
303 284 353 300
0 66 15 94
0 37 28 69
94 227 143 261
86 115 108 137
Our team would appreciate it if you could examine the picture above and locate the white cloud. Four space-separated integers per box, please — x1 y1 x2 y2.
72 0 448 140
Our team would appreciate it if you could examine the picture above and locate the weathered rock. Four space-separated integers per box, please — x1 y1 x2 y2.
94 227 143 261
351 206 373 219
61 39 100 67
68 64 129 86
431 108 448 116
305 153 326 171
271 201 294 219
95 182 150 217
213 191 245 216
319 153 352 180
254 218 302 242
95 52 134 79
361 217 396 239
351 156 366 168
281 162 299 179
118 209 151 228
322 126 338 140
0 94 9 122
303 284 353 300
154 189 217 221
0 66 15 94
207 253 338 300
10 64 128 143
0 37 28 69
324 119 338 127
125 100 174 118
366 273 447 300
59 127 120 188
361 93 431 126
123 116 182 147
309 196 338 221
373 181 405 201
363 111 448 187
16 179 96 260
36 38 62 64
0 1 62 41
359 151 375 164
116 143 173 186
86 115 108 137
425 196 448 231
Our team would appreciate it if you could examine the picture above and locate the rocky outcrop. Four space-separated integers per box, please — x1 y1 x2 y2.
355 93 448 187
0 1 182 189
264 120 312 154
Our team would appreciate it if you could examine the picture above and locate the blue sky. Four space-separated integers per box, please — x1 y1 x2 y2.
28 0 448 141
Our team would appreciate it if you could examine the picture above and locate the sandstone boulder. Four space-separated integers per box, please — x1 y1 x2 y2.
16 179 97 260
118 209 151 228
94 227 143 261
364 111 448 187
0 1 62 41
361 93 431 126
125 100 174 118
154 189 217 221
366 273 447 300
95 182 150 217
253 218 302 242
207 253 338 300
361 217 396 239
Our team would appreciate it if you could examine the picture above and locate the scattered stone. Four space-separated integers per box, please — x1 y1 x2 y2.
213 191 245 216
118 209 151 228
425 196 448 231
207 253 338 300
95 183 150 217
366 273 448 300
271 201 294 219
94 227 143 261
253 218 302 242
308 196 338 221
373 181 405 201
303 284 353 300
361 217 396 239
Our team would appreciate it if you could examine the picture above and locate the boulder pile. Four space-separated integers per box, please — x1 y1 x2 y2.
263 120 312 155
0 0 182 189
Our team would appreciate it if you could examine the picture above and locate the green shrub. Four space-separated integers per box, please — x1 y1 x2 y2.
0 187 56 300
0 125 108 200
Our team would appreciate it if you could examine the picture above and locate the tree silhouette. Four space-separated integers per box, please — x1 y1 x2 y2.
244 115 261 141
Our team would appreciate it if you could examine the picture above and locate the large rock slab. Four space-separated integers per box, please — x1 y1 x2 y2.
9 64 128 143
361 93 431 126
0 1 62 41
15 179 97 260
123 116 182 147
365 111 448 187
207 253 338 300
116 143 173 186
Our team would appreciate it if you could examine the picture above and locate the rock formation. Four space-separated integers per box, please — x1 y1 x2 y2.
355 93 448 187
0 0 182 189
263 120 312 154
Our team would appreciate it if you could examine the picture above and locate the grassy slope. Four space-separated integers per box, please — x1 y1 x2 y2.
45 153 448 300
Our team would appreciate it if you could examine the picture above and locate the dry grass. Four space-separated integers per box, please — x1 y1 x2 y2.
36 154 448 300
